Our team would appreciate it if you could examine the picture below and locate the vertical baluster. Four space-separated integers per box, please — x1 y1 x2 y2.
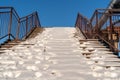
96 10 98 34
8 8 13 41
16 18 20 40
26 16 28 39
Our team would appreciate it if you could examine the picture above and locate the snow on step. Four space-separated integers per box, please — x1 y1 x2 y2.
0 27 119 80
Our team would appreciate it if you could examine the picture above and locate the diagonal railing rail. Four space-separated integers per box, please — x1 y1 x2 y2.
18 11 41 40
75 13 92 39
0 7 41 44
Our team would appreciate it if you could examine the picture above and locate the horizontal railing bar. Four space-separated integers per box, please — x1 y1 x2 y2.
20 12 37 20
96 8 120 11
90 9 120 22
0 7 13 9
0 11 10 13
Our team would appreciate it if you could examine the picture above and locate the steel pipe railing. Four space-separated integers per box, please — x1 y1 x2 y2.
75 9 120 53
90 9 120 53
75 13 92 39
0 7 41 44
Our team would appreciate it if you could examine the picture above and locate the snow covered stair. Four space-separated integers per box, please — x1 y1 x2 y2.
0 27 119 80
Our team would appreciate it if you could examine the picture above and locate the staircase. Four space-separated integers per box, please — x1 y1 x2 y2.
0 27 120 80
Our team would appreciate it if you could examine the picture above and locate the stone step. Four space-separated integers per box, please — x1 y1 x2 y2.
46 49 80 52
79 39 99 41
45 45 77 47
85 42 103 46
49 57 84 61
94 51 113 54
49 56 82 60
47 40 75 42
79 44 105 49
46 43 75 46
0 60 16 65
102 62 120 67
47 63 90 69
0 27 118 80
95 48 110 51
48 54 82 57
53 71 97 80
46 52 83 57
48 39 75 41
47 59 85 64
56 77 96 80
47 41 76 43
103 57 120 62
88 54 117 58
0 71 42 79
0 51 5 54
0 45 13 48
87 46 106 48
48 46 79 50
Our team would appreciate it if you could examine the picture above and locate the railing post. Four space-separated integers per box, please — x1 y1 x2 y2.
34 12 40 27
36 13 38 27
78 14 80 27
85 20 87 33
95 10 99 34
109 14 113 40
26 16 28 39
34 13 36 27
75 14 79 27
77 15 80 28
16 19 20 40
8 8 13 40
30 14 33 30
80 16 82 29
36 12 40 27
109 13 115 51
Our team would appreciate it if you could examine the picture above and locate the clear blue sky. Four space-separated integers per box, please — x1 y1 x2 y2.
0 0 110 27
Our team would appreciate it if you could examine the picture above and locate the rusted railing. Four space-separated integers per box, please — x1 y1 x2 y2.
18 12 40 39
0 7 41 44
75 9 120 53
75 13 92 39
90 9 120 53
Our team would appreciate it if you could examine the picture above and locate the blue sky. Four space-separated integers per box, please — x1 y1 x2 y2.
0 0 110 27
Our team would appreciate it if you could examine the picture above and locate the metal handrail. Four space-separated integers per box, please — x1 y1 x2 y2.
0 7 41 44
90 9 120 53
75 9 120 54
75 13 92 39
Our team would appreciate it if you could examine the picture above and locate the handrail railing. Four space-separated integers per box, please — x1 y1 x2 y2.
90 9 120 53
75 13 92 39
0 7 41 44
75 9 120 54
18 11 41 39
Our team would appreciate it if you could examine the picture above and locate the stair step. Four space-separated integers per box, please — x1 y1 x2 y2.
0 45 12 48
79 39 99 41
48 64 89 70
0 27 119 80
102 62 120 67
